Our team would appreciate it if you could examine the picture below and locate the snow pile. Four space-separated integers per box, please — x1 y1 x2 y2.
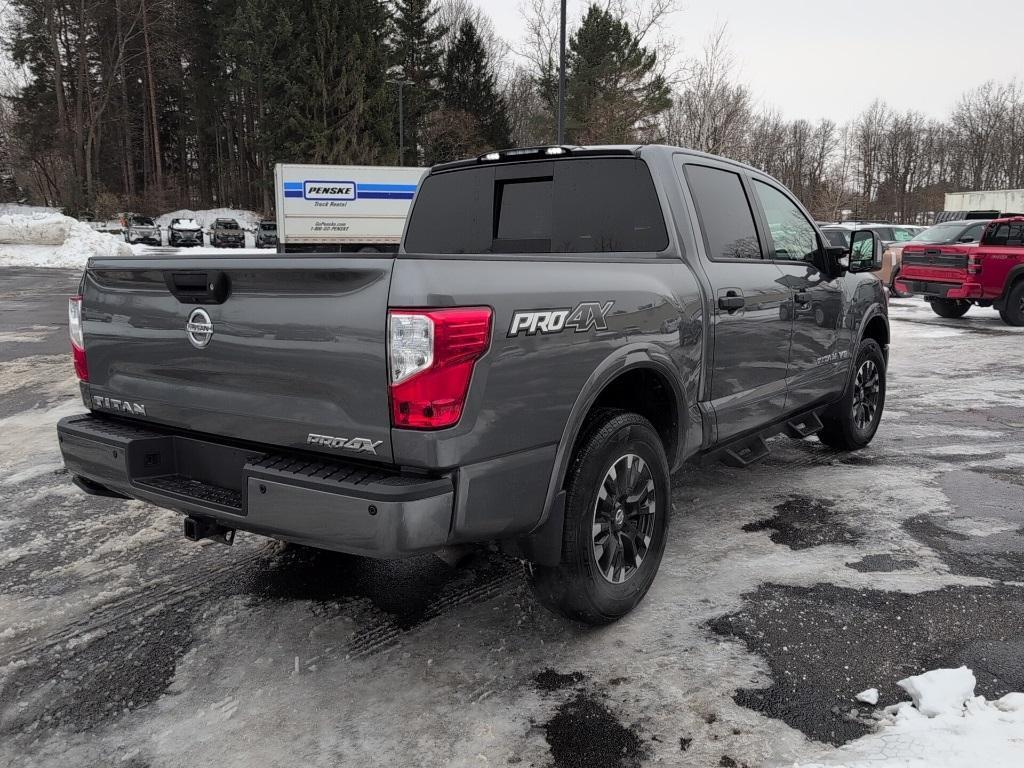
897 666 976 717
799 667 1024 767
0 212 73 245
169 218 201 230
0 202 60 217
0 212 132 268
156 208 262 232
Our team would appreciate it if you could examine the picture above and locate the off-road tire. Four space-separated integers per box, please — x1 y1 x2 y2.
929 298 970 319
818 338 886 451
528 410 670 625
998 281 1024 326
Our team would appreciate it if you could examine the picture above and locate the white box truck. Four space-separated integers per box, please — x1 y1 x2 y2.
274 163 426 252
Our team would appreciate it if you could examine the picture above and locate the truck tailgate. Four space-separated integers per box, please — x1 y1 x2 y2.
900 246 970 282
81 254 395 462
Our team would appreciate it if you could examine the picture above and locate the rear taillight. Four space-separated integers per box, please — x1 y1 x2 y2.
968 253 982 275
388 307 492 429
69 295 88 381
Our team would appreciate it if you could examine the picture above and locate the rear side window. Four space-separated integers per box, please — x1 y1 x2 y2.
404 158 668 254
983 222 1024 246
684 165 761 260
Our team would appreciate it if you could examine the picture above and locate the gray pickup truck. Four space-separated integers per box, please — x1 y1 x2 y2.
57 145 889 624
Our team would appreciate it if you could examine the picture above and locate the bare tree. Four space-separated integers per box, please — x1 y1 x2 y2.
664 26 751 157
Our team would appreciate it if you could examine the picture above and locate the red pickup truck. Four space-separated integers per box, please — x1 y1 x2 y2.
895 216 1024 326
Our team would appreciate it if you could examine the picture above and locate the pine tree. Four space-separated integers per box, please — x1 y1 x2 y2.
390 0 446 165
557 4 672 144
271 0 395 166
440 19 511 152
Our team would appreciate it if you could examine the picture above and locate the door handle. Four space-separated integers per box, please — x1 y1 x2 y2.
717 295 745 312
794 291 811 304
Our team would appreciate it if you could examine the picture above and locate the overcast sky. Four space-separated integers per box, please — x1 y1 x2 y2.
479 0 1024 124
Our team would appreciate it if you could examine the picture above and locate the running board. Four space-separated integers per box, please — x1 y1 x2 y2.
698 407 828 469
784 413 823 439
720 436 770 468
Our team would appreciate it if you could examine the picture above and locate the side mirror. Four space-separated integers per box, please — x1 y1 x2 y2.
848 230 881 273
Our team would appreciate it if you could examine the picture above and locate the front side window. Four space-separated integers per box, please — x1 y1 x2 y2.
962 223 984 243
684 165 761 260
822 229 851 248
752 180 819 262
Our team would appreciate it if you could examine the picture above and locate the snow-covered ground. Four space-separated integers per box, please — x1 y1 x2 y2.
1 281 1023 767
799 668 1024 767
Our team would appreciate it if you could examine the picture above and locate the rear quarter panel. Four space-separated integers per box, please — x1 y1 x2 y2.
387 256 704 470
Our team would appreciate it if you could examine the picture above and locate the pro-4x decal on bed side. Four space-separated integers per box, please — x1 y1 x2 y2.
508 301 614 337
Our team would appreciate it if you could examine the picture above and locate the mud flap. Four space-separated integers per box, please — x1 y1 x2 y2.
505 490 566 567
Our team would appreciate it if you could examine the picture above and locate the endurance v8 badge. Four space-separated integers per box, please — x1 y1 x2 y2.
508 301 613 337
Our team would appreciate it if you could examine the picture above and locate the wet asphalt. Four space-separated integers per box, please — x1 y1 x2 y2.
2 268 1024 767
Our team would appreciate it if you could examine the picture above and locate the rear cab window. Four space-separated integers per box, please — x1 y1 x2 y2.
403 157 668 255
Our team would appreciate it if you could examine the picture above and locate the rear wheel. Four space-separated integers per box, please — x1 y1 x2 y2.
998 281 1024 326
929 298 970 318
818 338 886 451
528 411 670 625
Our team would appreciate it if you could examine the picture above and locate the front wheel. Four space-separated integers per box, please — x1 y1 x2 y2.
998 281 1024 326
818 339 886 451
889 269 910 298
929 298 970 318
528 411 670 625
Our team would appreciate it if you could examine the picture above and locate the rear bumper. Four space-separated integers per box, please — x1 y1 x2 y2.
57 413 454 558
895 278 987 300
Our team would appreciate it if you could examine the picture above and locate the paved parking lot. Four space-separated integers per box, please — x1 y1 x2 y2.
2 267 1024 767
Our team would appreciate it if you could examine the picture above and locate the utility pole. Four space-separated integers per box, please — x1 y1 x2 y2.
557 0 567 144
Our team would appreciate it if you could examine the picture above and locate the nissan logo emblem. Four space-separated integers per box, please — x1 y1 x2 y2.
186 308 214 349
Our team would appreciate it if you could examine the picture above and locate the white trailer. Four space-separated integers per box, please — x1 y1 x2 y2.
274 163 426 252
944 189 1024 214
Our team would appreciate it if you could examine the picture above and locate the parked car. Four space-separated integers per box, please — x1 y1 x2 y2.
122 215 160 246
820 223 921 249
57 144 889 624
881 219 989 296
209 218 244 248
254 219 278 249
896 216 1024 325
167 218 204 247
